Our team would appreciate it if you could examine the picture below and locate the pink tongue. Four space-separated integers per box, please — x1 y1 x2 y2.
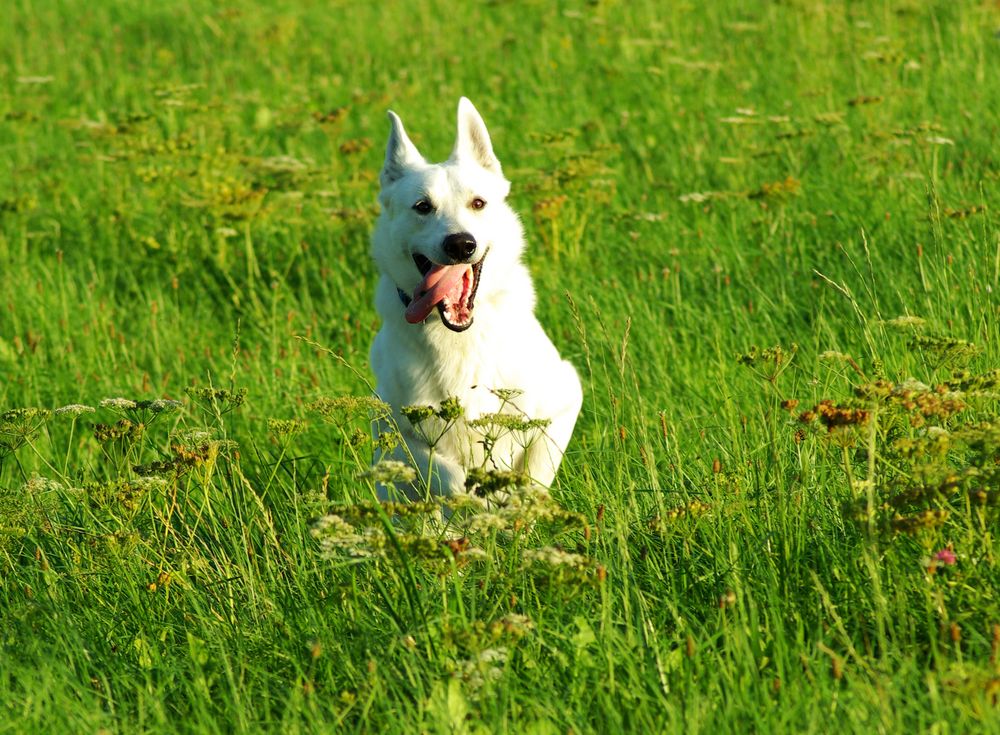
405 263 473 323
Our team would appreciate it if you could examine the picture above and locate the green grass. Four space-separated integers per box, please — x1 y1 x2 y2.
3 0 1000 731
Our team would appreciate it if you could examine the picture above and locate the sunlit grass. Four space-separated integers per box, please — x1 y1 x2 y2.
2 0 1000 732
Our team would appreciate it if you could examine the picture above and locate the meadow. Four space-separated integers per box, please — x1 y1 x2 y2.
2 0 1000 732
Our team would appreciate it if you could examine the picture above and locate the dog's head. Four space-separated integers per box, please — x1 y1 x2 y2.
372 98 524 333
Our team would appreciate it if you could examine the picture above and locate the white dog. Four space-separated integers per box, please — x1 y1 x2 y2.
369 98 582 500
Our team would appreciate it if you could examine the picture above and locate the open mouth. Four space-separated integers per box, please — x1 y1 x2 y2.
405 252 485 332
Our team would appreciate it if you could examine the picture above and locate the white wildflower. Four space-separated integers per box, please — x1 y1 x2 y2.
131 476 169 492
310 513 356 538
54 404 95 417
476 648 508 665
358 460 417 484
22 475 64 494
457 647 508 691
100 397 137 411
311 514 374 559
149 399 182 413
522 546 591 569
926 136 954 146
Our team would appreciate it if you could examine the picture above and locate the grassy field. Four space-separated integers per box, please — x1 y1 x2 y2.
3 0 1000 731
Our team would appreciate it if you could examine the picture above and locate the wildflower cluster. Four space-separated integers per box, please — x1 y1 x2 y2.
85 476 168 511
402 396 464 447
308 395 390 422
648 500 712 532
1 408 51 461
797 400 871 433
468 413 552 460
467 413 551 434
0 475 61 551
453 648 508 692
883 315 927 330
432 612 536 696
309 503 486 571
522 546 606 588
796 361 1000 539
358 460 417 485
313 474 597 593
54 404 96 417
267 418 306 438
133 432 237 477
185 386 247 415
99 397 182 426
908 334 981 368
737 343 798 383
854 379 965 427
457 481 588 538
311 395 601 597
465 467 530 498
93 420 145 444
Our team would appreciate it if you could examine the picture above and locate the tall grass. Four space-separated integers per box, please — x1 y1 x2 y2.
2 0 1000 731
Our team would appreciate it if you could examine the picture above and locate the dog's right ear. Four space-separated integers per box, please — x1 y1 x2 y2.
381 111 424 186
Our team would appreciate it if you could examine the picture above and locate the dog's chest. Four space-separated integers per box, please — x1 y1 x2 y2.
419 329 516 409
374 317 539 417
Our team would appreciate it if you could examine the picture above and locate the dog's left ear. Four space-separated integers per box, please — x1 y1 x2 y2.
450 97 502 175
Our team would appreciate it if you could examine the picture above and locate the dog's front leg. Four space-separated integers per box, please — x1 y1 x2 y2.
374 426 468 500
523 373 583 488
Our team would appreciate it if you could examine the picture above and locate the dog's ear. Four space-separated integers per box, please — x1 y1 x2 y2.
381 111 424 186
451 97 502 175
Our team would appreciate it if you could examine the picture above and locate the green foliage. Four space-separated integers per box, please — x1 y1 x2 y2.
2 0 1000 732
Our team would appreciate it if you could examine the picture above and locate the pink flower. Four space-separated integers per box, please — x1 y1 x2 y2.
934 548 957 566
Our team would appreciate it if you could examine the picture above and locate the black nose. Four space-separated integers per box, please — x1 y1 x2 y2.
442 232 477 263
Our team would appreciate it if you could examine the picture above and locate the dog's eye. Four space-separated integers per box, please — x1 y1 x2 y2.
412 200 433 215
470 197 486 211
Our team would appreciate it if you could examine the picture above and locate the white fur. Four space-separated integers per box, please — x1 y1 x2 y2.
369 98 583 499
